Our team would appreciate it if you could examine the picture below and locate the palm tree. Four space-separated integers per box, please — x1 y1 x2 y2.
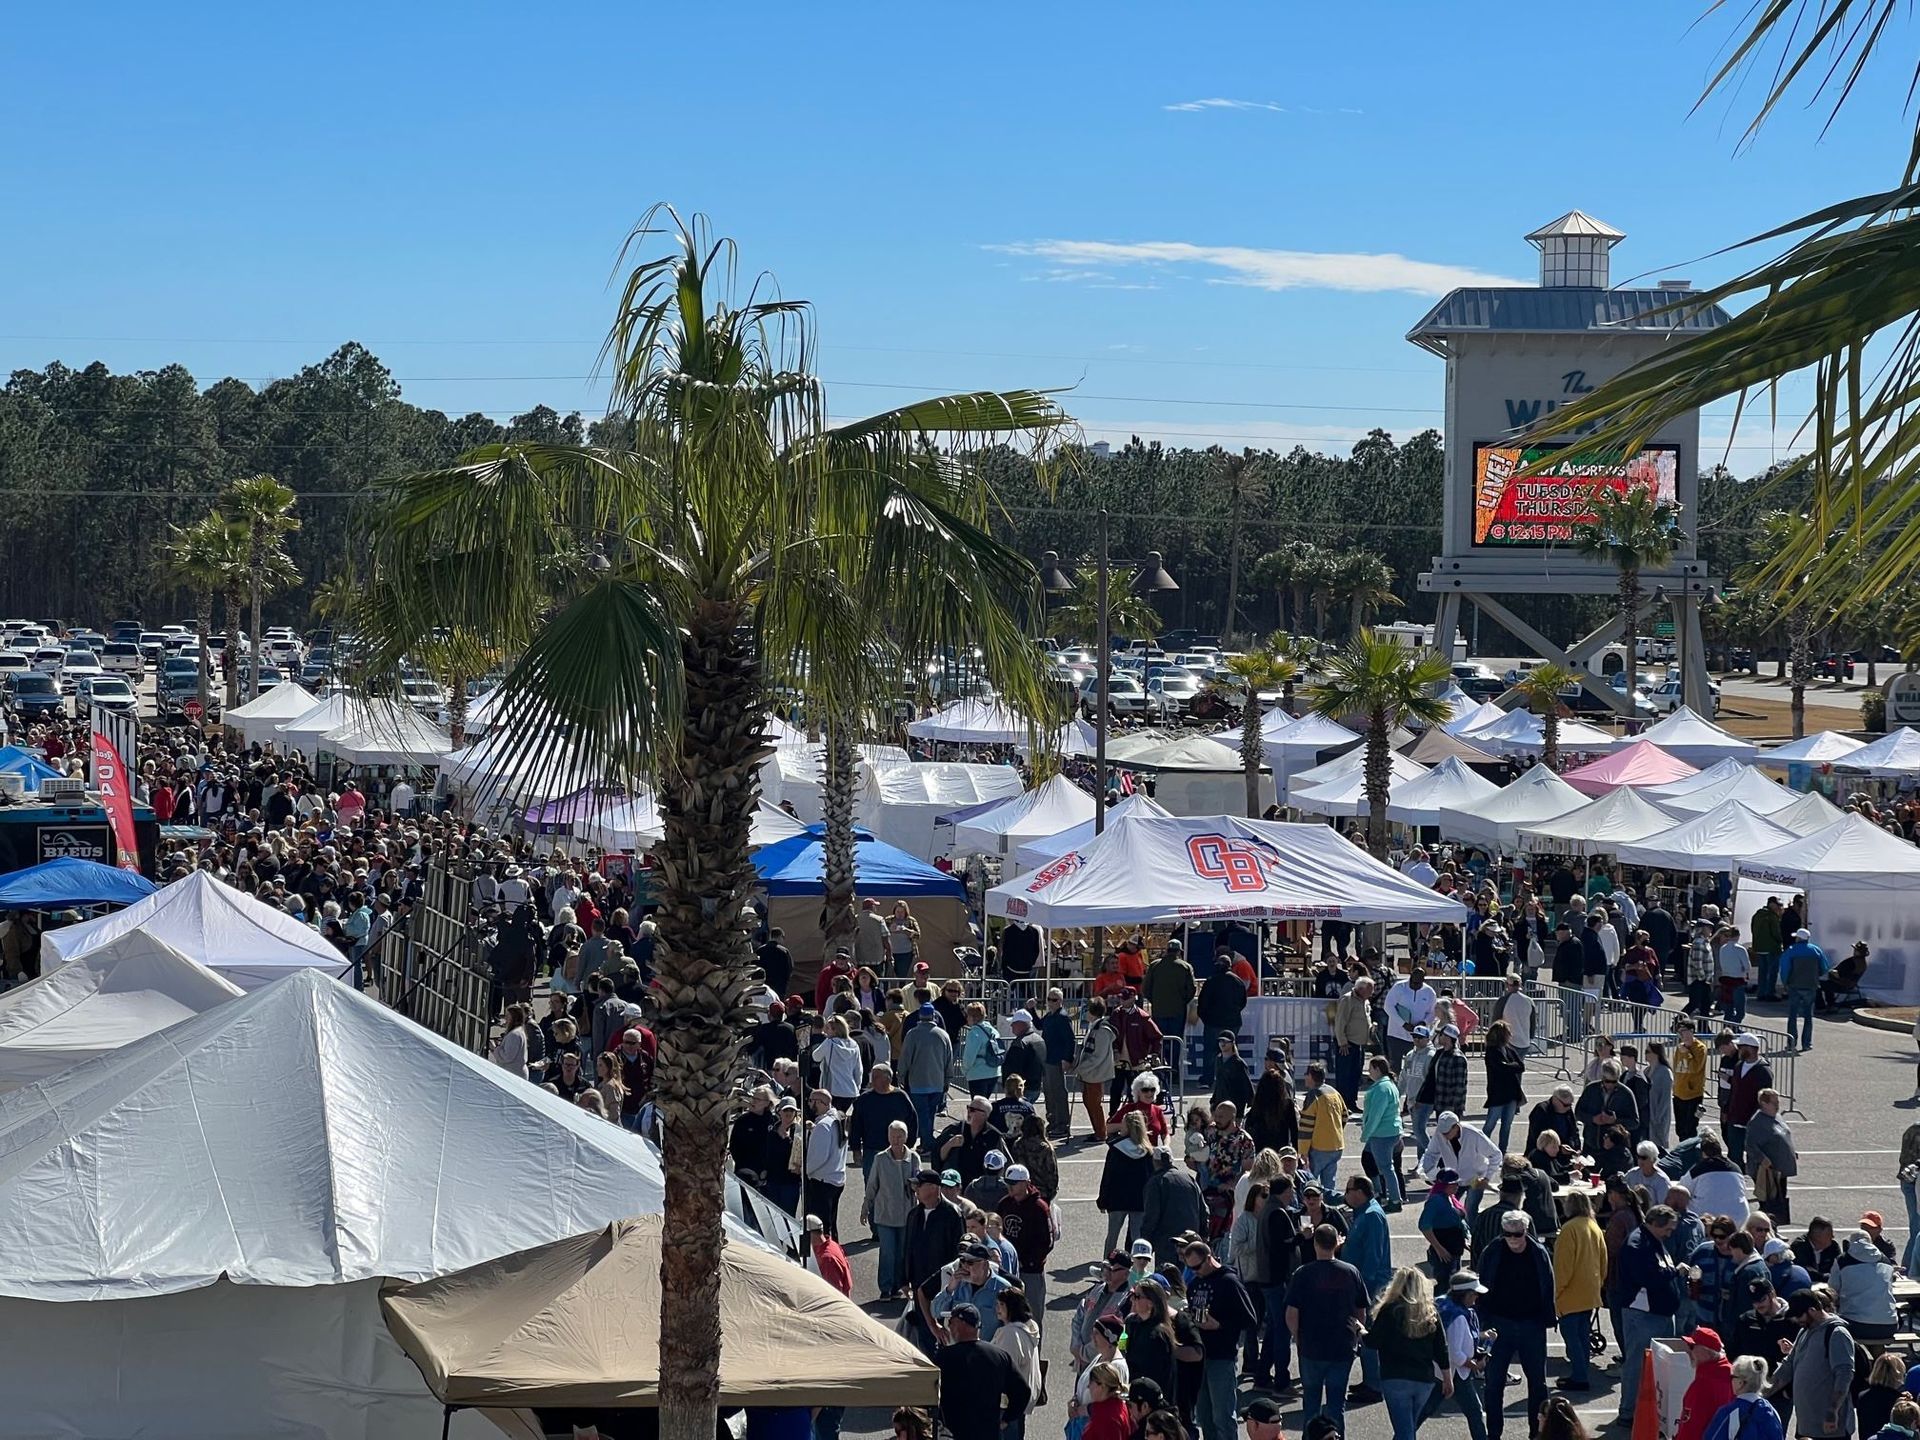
354 212 1070 1440
1051 590 1163 647
220 474 300 700
1218 648 1297 817
818 717 860 956
1745 514 1825 739
1300 547 1343 639
1308 633 1453 857
168 515 234 715
1513 662 1581 772
1330 550 1399 638
1571 487 1680 706
1253 539 1321 637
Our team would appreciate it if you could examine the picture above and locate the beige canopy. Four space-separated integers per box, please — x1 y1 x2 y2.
380 1218 939 1410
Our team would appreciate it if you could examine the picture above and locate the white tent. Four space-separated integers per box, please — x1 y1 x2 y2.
860 762 1026 858
1758 730 1866 768
1110 734 1275 816
1447 700 1511 738
905 697 1035 745
1292 765 1427 819
757 743 913 824
1767 789 1849 836
1469 708 1620 758
41 871 354 990
572 795 807 853
1385 756 1503 827
1015 717 1101 758
1513 785 1679 856
322 701 453 766
950 773 1098 858
0 931 243 1091
1655 765 1800 817
1735 814 1920 1003
1613 797 1802 871
1286 745 1427 805
273 690 375 747
1437 764 1589 849
1836 727 1920 777
1634 706 1760 766
984 813 1473 927
221 681 320 748
1011 793 1174 870
1641 755 1751 800
0 968 693 1440
1247 712 1364 782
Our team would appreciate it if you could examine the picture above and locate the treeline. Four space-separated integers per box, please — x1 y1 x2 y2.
0 346 1801 648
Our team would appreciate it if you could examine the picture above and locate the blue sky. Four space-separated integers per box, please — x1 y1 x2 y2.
3 2 1911 471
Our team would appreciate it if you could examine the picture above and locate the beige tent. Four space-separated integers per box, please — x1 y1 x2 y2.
381 1218 939 1411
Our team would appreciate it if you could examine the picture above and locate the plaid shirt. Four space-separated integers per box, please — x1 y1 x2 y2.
1421 1050 1469 1115
1687 934 1716 984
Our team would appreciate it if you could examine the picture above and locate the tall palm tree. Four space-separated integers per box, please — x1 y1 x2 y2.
220 474 300 700
1253 539 1320 636
1218 648 1297 817
1308 633 1453 857
1571 487 1680 705
1051 590 1163 647
168 515 233 715
1330 550 1399 638
1513 662 1581 773
1744 513 1825 739
354 212 1070 1440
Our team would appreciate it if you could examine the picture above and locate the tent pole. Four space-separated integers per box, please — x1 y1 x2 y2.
441 1407 453 1440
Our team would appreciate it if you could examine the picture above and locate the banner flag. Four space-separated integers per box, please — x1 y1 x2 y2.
89 729 141 872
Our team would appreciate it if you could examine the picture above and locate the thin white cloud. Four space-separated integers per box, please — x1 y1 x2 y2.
990 239 1521 297
1164 98 1289 113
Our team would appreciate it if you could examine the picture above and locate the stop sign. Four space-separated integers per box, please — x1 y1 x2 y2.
183 698 204 722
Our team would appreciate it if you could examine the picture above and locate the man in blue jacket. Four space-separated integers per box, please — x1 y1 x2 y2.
1478 1211 1557 1440
1343 1174 1393 1405
1780 928 1829 1051
1612 1205 1685 1428
1039 988 1078 1140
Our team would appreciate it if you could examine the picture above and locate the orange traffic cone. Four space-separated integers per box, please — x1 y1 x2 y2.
1630 1349 1662 1440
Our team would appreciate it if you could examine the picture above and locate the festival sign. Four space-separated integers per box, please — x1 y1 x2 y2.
89 729 143 872
1471 441 1679 547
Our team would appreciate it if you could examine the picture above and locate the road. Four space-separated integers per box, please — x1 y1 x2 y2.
831 998 1917 1440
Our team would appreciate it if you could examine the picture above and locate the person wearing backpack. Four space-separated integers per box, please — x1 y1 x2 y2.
960 1001 1006 1097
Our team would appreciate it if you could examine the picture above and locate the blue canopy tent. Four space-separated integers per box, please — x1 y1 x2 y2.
0 856 159 909
0 746 63 793
751 825 969 981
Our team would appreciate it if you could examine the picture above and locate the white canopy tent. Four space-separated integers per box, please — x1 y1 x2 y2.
1437 764 1589 849
41 871 354 990
1641 756 1751 800
1286 746 1427 806
1633 706 1760 766
861 763 1026 859
573 794 806 853
1011 793 1174 870
1735 814 1920 1003
1385 756 1503 827
1758 730 1866 768
757 743 913 824
1513 785 1678 856
1110 734 1274 815
1292 765 1425 818
1767 789 1849 836
1447 700 1511 738
273 691 375 749
949 773 1098 859
1240 711 1364 783
985 813 1473 927
1836 727 1920 777
322 701 453 766
0 968 719 1440
221 681 321 748
1469 708 1621 758
1655 765 1800 817
1613 797 1802 871
0 931 243 1092
905 697 1035 745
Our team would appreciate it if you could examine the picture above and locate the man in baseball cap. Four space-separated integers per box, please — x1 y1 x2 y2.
1240 1397 1285 1440
999 1162 1053 1323
1781 927 1827 1051
1674 1327 1733 1440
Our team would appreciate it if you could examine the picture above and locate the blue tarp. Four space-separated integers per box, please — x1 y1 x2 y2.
0 856 159 909
752 824 967 899
0 746 61 792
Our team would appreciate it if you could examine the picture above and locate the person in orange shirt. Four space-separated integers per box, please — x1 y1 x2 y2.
1115 939 1147 988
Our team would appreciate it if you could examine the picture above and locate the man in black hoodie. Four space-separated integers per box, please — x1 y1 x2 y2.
1195 964 1248 1086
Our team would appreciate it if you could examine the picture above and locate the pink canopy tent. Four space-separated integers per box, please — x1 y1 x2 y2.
1562 740 1698 798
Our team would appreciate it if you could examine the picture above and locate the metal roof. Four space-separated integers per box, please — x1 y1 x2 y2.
1526 210 1624 241
1405 286 1732 355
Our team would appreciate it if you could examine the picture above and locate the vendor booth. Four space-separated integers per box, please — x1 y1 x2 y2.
1011 792 1173 870
1468 708 1620 759
1633 706 1760 767
757 743 912 824
949 772 1097 859
1758 730 1866 768
1111 734 1275 815
861 762 1026 859
1512 784 1676 855
1642 755 1751 800
1437 764 1588 849
221 681 321 748
1292 764 1425 819
1385 756 1503 828
0 855 157 908
1612 797 1801 871
1286 746 1427 807
753 825 968 980
1654 764 1799 816
321 703 454 767
1735 814 1920 1003
1768 789 1848 836
1561 740 1697 797
1400 723 1501 770
1836 726 1920 778
905 696 1034 745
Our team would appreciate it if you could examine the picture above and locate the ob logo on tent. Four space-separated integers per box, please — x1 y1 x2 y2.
1185 834 1282 894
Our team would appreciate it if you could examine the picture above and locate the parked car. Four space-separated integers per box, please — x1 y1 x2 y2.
0 651 31 686
1646 678 1722 716
59 650 103 695
7 671 65 718
30 646 65 674
1145 672 1203 718
100 640 145 676
1080 673 1146 716
78 674 137 713
1815 654 1856 679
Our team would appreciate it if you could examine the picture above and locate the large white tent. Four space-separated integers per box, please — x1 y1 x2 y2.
41 871 354 990
950 773 1098 858
757 743 913 824
1011 793 1174 870
905 697 1034 744
1655 765 1800 817
1286 746 1427 806
1837 727 1920 777
572 795 807 854
1613 797 1802 870
1247 712 1364 782
221 681 321 748
0 969 695 1440
1292 765 1425 819
1448 701 1512 738
1768 789 1849 837
860 762 1026 858
1386 756 1503 827
322 701 453 766
0 930 243 1091
1735 814 1920 1002
273 690 374 748
1469 708 1620 758
1512 784 1678 855
1634 706 1760 766
1642 756 1751 800
1758 730 1866 768
1437 764 1589 848
985 813 1472 927
1109 734 1274 815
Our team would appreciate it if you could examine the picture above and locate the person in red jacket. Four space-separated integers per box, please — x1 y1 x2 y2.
807 1214 852 1296
1674 1326 1735 1440
1108 989 1165 1105
815 947 853 1013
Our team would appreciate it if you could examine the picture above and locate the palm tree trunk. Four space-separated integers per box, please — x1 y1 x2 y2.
1790 620 1811 739
1543 711 1560 774
1240 699 1262 818
819 717 858 954
652 599 761 1440
224 586 243 713
195 588 213 715
1619 568 1639 703
447 670 469 749
1364 707 1390 859
248 523 265 703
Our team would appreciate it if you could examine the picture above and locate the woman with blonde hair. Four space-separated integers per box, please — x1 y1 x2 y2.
810 1013 864 1111
959 1000 1002 1097
594 1051 627 1118
1699 1356 1782 1440
1097 1109 1154 1251
1365 1266 1452 1440
1554 1187 1607 1393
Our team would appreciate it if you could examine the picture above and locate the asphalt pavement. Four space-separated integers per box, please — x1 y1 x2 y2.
834 994 1918 1440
